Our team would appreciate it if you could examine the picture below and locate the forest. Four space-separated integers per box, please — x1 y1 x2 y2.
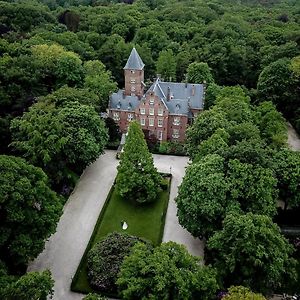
0 0 300 298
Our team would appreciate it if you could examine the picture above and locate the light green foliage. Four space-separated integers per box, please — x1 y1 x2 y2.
84 60 117 111
176 154 230 237
224 286 266 300
0 155 62 266
227 159 278 217
272 149 300 209
254 101 287 148
156 49 176 81
117 241 219 300
2 270 54 300
207 213 297 294
10 102 108 191
187 62 214 85
31 44 84 88
116 121 161 203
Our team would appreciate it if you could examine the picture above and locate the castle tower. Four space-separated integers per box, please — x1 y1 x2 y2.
124 48 145 97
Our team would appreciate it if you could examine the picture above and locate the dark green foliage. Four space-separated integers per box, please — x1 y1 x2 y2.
116 121 162 203
117 241 219 300
223 286 266 300
87 232 148 294
272 149 300 209
207 213 297 294
176 154 230 238
187 62 214 84
0 155 62 267
10 102 108 193
1 270 54 300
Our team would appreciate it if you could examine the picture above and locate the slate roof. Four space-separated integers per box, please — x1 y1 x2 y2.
147 78 204 115
110 90 139 111
123 47 145 70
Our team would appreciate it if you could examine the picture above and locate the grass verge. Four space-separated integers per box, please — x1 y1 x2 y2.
71 175 171 295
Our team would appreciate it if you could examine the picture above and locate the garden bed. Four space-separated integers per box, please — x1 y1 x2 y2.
71 175 172 295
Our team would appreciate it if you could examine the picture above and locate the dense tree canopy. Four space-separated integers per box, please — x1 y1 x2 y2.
116 121 161 203
117 241 219 300
0 155 62 267
10 102 108 193
207 213 297 294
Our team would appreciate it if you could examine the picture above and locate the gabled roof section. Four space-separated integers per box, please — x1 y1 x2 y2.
109 90 139 112
146 79 205 115
123 47 145 70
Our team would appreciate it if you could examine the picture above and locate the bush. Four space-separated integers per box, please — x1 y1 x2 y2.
83 293 108 300
87 232 150 294
160 178 169 190
158 141 187 155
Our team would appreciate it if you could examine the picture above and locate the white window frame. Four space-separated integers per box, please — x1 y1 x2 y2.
173 116 180 125
131 85 136 92
149 98 154 105
140 118 145 126
113 112 120 121
127 113 134 121
172 129 180 139
158 119 163 127
158 131 163 141
158 108 163 116
149 108 154 116
130 78 136 83
140 108 145 115
149 118 154 127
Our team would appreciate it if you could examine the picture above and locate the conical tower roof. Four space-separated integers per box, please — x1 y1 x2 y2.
123 47 145 70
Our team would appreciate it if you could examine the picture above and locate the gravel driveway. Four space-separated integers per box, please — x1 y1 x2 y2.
28 150 203 300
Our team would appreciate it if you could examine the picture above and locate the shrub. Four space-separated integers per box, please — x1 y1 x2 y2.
83 293 108 300
87 232 150 294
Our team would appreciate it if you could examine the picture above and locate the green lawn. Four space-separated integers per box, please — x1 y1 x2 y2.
71 176 171 295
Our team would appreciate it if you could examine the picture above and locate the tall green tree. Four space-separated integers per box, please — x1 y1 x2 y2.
207 213 297 294
116 121 161 203
156 49 176 81
187 62 214 84
10 102 108 193
0 155 62 267
117 241 218 300
176 154 230 238
84 60 117 112
272 149 300 209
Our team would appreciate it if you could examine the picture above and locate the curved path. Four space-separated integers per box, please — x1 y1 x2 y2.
28 150 204 300
287 122 300 151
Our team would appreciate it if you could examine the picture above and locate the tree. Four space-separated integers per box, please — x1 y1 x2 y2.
0 155 62 267
116 121 161 203
257 58 298 119
87 232 147 293
39 86 100 110
207 213 297 294
186 108 230 160
223 286 266 300
117 241 219 300
272 149 300 209
156 49 176 81
254 101 287 148
2 270 54 300
10 102 108 193
227 159 278 217
84 60 117 112
176 154 230 238
187 62 214 84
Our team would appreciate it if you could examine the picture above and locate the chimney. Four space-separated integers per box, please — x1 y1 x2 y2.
167 86 171 101
191 84 195 96
185 74 188 88
122 90 125 99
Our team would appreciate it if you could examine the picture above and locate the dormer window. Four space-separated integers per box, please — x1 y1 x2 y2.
117 101 121 109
